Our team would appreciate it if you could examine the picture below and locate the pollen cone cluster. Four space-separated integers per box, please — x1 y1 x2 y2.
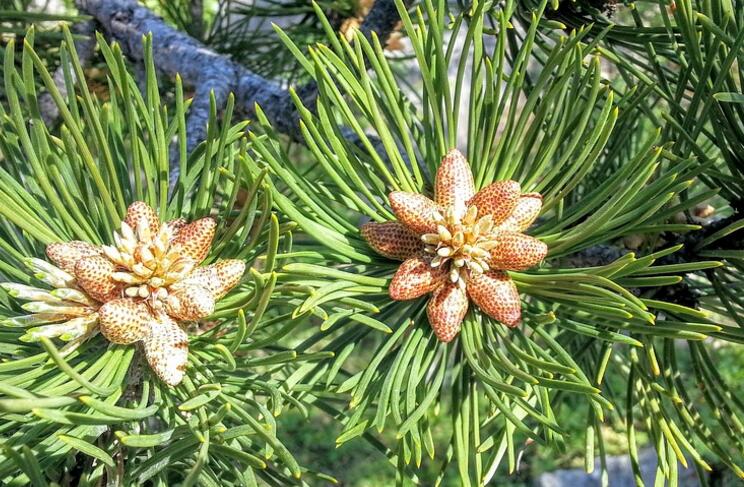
4 202 245 386
361 149 547 342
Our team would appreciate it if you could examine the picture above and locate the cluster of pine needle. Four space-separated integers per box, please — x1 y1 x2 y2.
0 0 742 485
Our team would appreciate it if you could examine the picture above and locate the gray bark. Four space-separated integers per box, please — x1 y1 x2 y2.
74 0 409 172
76 0 294 156
189 0 204 40
360 0 406 45
563 210 744 308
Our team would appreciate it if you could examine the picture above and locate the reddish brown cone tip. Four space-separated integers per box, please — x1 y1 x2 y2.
499 193 542 232
389 192 440 235
125 201 161 236
75 255 121 303
389 256 446 300
467 271 522 327
467 180 521 225
435 148 475 219
172 217 217 263
488 231 548 271
427 283 468 343
361 222 423 261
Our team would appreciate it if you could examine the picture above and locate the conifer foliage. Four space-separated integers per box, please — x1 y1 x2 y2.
0 0 743 485
0 30 304 486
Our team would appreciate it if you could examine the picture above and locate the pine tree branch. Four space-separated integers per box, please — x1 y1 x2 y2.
560 244 628 268
660 211 744 260
643 215 739 308
566 206 744 307
76 0 290 152
74 0 410 181
359 0 407 44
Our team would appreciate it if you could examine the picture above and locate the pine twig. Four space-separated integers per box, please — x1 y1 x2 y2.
359 0 408 44
566 206 744 307
560 244 628 268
